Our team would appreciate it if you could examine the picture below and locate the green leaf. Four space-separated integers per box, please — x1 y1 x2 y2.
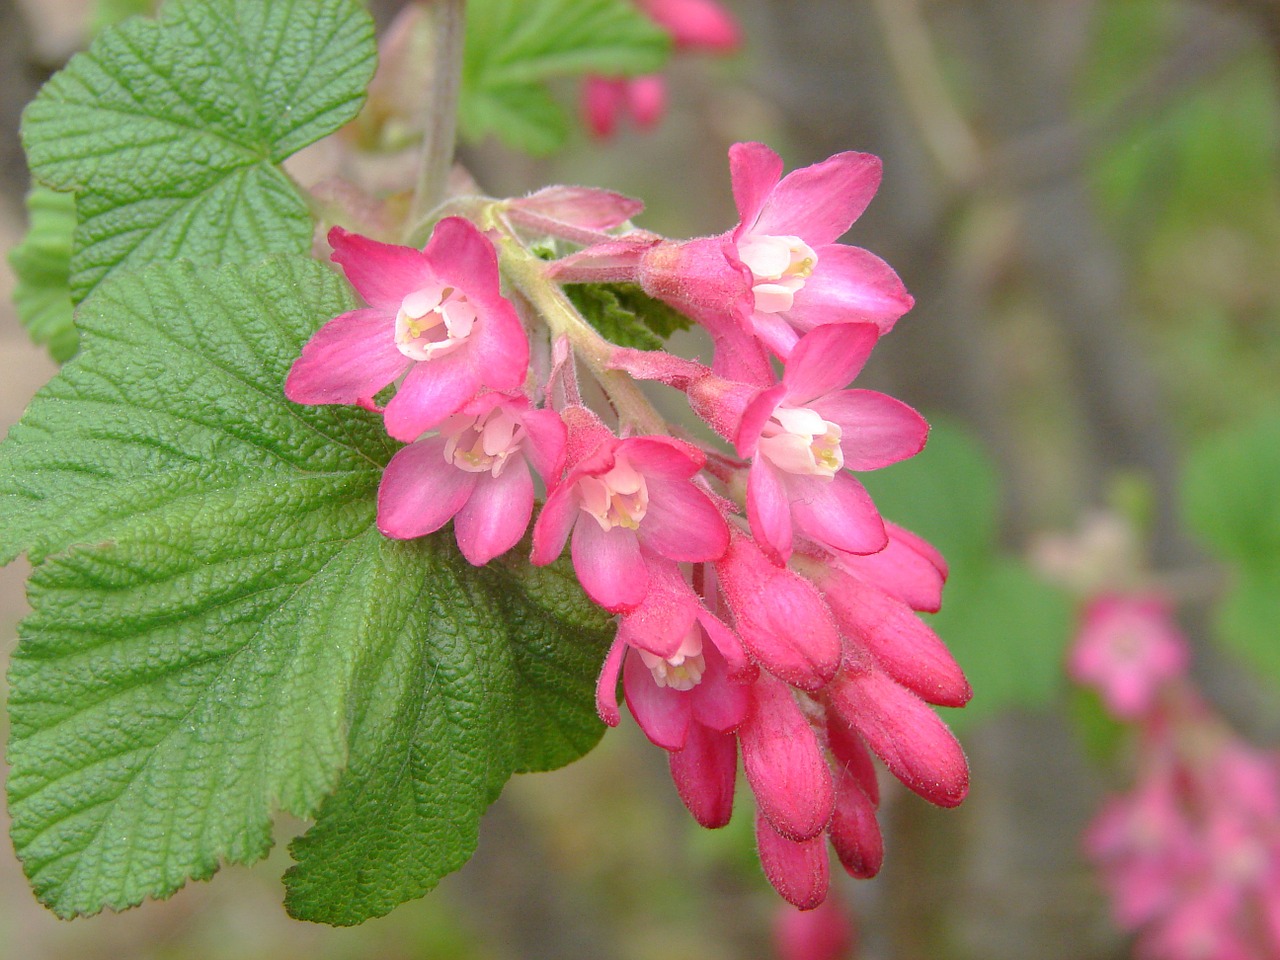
8 186 79 363
566 282 693 351
928 559 1072 732
1213 563 1280 684
20 0 376 300
461 0 670 154
1182 414 1280 564
2 257 611 922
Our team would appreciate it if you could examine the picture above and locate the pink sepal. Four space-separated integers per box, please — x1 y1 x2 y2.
624 650 693 750
829 769 884 879
715 529 841 691
572 521 648 612
616 558 701 658
829 522 947 613
748 148 883 247
756 813 830 911
690 641 752 733
285 307 407 407
669 723 737 828
784 244 914 336
810 389 929 472
740 678 836 842
827 655 969 808
547 235 660 283
781 324 880 406
596 635 627 726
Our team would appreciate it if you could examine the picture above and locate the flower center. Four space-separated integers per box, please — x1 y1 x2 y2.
736 234 817 313
440 406 525 477
577 455 649 531
638 625 706 691
757 406 844 478
395 284 477 361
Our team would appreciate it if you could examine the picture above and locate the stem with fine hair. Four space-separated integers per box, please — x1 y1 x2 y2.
406 0 467 235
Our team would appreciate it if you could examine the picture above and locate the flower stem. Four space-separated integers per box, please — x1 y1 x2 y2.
406 0 467 236
495 225 668 436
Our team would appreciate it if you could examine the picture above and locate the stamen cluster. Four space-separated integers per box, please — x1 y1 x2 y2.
285 142 971 908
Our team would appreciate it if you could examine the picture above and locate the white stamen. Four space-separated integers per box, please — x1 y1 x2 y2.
737 234 818 314
638 625 706 691
395 283 477 361
440 406 526 477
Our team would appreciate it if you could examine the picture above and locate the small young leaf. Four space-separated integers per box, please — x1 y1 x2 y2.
2 257 611 922
567 282 693 350
8 186 78 362
462 0 670 154
21 0 376 300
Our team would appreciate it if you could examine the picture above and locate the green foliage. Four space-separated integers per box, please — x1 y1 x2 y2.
1 257 612 923
20 0 376 301
462 0 670 154
566 282 693 350
1182 414 1280 684
862 420 1072 731
8 187 78 362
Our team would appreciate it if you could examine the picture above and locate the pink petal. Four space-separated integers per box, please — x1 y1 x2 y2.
689 641 751 733
755 814 830 911
747 459 794 563
421 216 503 296
749 309 802 358
382 350 479 441
825 716 880 806
285 308 406 406
822 568 969 706
453 457 534 565
624 650 693 750
736 383 787 459
376 437 478 539
529 483 579 565
572 521 649 612
785 245 914 335
887 522 948 581
715 530 842 692
669 724 737 828
729 142 785 233
626 74 666 128
829 770 884 879
781 323 880 407
581 75 626 139
639 478 729 562
698 607 754 679
328 227 435 313
754 152 883 246
740 678 836 841
809 390 928 471
596 635 626 726
789 474 888 556
827 659 969 807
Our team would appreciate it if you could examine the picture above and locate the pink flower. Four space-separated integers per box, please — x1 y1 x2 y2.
285 218 530 442
736 323 928 562
581 0 740 139
530 407 729 612
376 393 565 565
636 142 913 377
774 896 857 959
1069 594 1190 720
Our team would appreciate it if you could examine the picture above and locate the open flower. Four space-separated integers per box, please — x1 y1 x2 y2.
530 407 729 612
377 393 565 565
736 323 928 562
285 218 529 441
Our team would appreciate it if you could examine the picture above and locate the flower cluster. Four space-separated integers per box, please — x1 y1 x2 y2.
286 143 970 908
1048 516 1280 959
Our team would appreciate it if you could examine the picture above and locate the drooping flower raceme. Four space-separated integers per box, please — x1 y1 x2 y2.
286 217 530 442
377 393 566 565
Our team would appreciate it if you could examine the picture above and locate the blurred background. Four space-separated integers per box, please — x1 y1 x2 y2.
4 0 1280 957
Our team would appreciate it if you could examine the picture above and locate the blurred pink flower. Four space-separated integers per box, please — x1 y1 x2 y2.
1069 594 1190 720
774 895 857 959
